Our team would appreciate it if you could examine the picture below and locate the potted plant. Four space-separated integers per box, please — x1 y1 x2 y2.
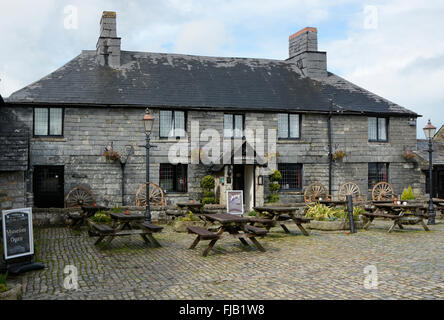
172 212 206 232
201 175 217 204
0 272 22 300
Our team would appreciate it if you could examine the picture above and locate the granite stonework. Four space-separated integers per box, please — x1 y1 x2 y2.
0 105 423 209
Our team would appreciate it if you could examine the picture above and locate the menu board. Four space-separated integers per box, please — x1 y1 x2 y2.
2 208 34 260
227 190 244 215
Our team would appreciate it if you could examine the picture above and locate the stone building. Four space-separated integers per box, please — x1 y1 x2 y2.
2 11 424 210
0 94 30 210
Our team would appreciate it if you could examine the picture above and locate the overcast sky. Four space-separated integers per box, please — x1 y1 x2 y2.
1 0 443 138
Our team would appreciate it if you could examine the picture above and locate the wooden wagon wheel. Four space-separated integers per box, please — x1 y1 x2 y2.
135 182 166 206
372 182 395 201
65 186 95 208
304 182 328 203
338 182 361 201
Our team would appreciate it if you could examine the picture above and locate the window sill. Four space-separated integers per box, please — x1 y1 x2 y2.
277 140 304 144
31 137 67 142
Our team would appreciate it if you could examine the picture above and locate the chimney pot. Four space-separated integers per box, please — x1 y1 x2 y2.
96 11 121 68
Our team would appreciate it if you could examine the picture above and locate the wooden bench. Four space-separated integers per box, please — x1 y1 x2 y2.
141 222 164 233
187 226 220 256
361 212 430 233
244 224 268 236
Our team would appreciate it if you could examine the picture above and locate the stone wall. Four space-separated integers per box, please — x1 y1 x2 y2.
0 171 26 210
6 106 423 208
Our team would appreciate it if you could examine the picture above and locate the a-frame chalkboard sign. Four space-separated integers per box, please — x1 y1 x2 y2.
1 208 44 274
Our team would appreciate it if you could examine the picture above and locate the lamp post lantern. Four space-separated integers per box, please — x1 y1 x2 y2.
143 108 155 223
423 119 437 225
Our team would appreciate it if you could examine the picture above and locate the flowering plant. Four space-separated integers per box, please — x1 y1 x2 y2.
332 150 346 161
402 150 415 160
102 147 121 161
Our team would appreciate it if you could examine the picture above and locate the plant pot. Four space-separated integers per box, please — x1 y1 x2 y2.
173 220 206 233
307 220 363 231
0 284 23 300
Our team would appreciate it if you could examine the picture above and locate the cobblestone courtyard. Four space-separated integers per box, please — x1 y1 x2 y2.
12 219 444 300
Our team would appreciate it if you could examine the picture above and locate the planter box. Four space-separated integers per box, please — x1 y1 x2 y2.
307 220 363 231
173 220 206 233
0 284 22 300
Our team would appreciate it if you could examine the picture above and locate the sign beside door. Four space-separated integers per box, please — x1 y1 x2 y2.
227 190 244 215
2 208 34 260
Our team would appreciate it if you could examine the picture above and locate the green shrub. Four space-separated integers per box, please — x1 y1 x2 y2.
269 169 282 182
267 194 280 203
0 272 7 292
401 185 415 201
203 191 215 198
201 175 215 189
248 210 258 216
112 204 123 214
0 283 8 293
90 210 112 223
304 203 362 221
202 197 217 204
178 212 201 222
269 182 280 192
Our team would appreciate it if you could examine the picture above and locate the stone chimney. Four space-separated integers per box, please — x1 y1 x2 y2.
288 27 327 79
96 11 121 68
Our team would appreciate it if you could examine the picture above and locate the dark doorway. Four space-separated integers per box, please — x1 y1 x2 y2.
33 166 64 208
438 166 444 198
233 165 245 200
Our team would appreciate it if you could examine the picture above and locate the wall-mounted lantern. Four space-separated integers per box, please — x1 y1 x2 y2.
409 118 417 126
258 175 264 185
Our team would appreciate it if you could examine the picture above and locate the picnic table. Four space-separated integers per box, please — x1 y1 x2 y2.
253 206 312 236
68 205 108 230
89 212 163 248
433 198 444 211
361 203 430 233
187 213 268 257
316 200 348 207
176 202 204 215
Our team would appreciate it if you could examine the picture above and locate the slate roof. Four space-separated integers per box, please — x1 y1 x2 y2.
0 102 29 171
416 140 444 165
7 50 417 116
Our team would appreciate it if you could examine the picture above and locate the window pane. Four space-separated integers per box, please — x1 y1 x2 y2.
234 115 243 138
159 164 174 191
224 114 233 138
176 164 187 192
368 163 389 189
289 114 300 138
278 163 302 190
174 111 185 137
368 117 377 140
378 118 387 141
278 114 288 138
34 108 48 135
49 108 63 135
160 110 173 137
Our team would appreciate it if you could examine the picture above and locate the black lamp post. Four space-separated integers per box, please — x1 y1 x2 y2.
423 119 437 225
143 108 155 223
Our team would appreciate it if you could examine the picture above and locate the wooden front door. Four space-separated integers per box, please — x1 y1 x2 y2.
33 166 64 208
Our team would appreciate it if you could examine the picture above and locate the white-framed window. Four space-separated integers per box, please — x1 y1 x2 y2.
224 114 244 138
278 113 300 139
159 110 186 138
33 107 63 136
368 117 388 142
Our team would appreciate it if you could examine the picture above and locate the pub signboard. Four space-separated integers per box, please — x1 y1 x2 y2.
227 190 244 215
2 208 34 260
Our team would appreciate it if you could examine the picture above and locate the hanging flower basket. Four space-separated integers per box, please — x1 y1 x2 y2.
332 150 346 161
402 150 415 161
102 148 121 162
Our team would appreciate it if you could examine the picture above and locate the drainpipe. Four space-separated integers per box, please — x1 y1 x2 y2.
328 99 333 196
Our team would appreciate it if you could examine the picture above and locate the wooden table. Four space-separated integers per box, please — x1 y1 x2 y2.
362 203 430 233
176 203 204 215
316 200 348 207
68 206 108 230
188 213 267 256
89 212 163 248
253 206 312 236
433 198 444 211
